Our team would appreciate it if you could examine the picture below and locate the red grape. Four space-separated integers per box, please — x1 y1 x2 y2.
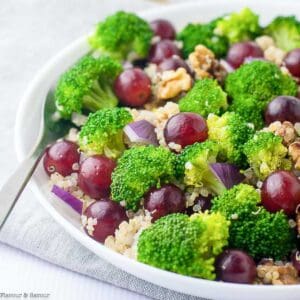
265 96 300 124
148 40 181 64
150 19 176 40
144 184 185 221
226 41 263 69
158 56 192 75
284 48 300 77
78 155 116 199
164 112 208 148
261 171 300 216
215 249 256 284
43 140 80 176
114 68 151 107
83 199 128 243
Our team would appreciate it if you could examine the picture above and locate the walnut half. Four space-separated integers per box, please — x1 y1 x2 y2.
157 67 192 100
188 45 215 79
289 141 300 169
256 259 300 285
267 121 296 146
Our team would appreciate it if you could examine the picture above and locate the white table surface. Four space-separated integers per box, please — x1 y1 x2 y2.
0 1 184 299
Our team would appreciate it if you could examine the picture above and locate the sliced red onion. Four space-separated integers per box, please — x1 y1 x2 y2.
51 184 83 214
219 59 235 73
209 163 245 190
124 120 159 146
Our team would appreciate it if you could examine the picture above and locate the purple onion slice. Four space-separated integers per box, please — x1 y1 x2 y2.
124 120 159 146
209 163 245 190
51 184 83 214
219 59 235 73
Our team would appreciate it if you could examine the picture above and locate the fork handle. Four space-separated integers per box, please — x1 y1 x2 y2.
0 153 42 229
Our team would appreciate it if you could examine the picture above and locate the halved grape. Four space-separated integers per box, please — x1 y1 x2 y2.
144 184 185 221
43 140 80 176
226 41 263 69
150 19 176 40
164 112 208 148
114 68 151 107
83 199 128 243
148 40 181 64
78 155 116 199
215 249 256 284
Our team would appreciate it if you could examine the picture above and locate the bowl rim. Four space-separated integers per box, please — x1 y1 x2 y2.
13 0 300 297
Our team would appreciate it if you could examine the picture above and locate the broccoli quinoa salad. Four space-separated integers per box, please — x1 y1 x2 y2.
42 8 300 285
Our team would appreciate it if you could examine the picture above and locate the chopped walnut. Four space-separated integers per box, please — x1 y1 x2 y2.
157 68 192 100
264 46 286 65
268 121 296 146
188 44 227 83
256 259 300 285
188 45 215 79
255 35 286 65
255 35 275 51
289 141 300 169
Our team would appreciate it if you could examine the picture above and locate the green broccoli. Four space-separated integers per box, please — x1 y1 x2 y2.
211 184 295 260
111 145 176 210
176 141 227 195
137 212 229 279
215 8 261 44
226 60 297 129
207 112 254 168
265 16 300 51
178 79 228 118
225 60 297 105
229 96 265 129
243 131 291 180
89 11 153 60
78 107 132 158
55 55 122 119
177 20 229 58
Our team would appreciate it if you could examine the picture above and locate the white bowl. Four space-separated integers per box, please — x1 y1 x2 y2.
14 1 300 299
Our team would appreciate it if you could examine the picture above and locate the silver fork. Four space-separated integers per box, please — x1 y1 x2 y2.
0 90 73 229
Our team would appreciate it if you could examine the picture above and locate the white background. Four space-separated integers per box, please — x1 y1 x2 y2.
0 0 187 299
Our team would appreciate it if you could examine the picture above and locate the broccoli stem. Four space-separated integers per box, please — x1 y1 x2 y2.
203 170 226 195
82 80 118 112
103 131 126 159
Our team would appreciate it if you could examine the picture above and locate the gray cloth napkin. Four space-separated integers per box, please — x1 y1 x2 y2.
0 190 206 300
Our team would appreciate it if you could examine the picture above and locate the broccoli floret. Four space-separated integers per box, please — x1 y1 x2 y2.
78 108 132 158
176 141 227 195
211 184 295 260
215 8 261 44
137 212 229 279
225 60 297 105
265 16 300 51
55 55 122 119
243 131 291 180
177 20 229 58
226 61 297 129
178 79 228 117
207 112 254 168
229 97 265 130
89 11 153 60
111 145 176 210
